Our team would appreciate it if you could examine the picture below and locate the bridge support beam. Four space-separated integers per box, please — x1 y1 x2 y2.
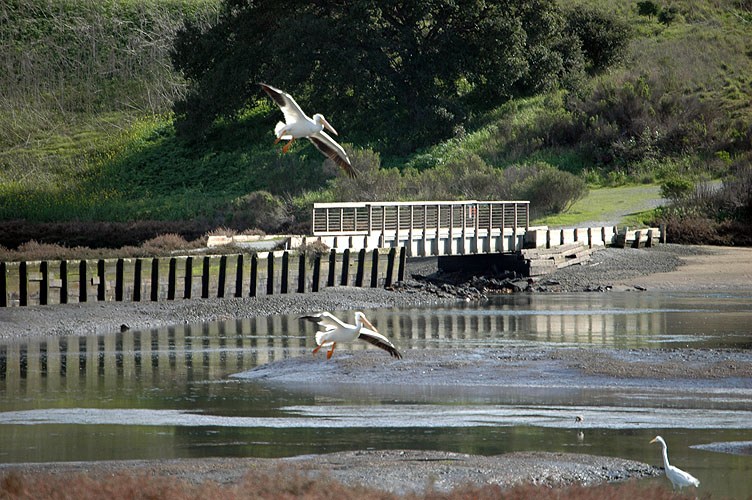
437 253 528 277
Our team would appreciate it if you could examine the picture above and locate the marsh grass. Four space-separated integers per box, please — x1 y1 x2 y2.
0 470 705 500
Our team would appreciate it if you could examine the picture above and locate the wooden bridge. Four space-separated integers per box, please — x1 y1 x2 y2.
310 200 663 276
310 200 640 256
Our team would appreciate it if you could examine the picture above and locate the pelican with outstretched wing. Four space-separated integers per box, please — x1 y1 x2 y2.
260 83 356 178
299 311 402 359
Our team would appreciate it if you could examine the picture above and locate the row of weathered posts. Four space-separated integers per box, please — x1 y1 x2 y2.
0 248 406 308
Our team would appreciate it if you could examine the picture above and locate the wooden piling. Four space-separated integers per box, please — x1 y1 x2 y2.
116 259 124 301
355 249 365 287
385 248 396 287
202 256 210 299
39 261 49 305
78 260 87 303
341 249 350 286
281 252 289 294
297 253 306 293
60 260 68 304
312 253 321 292
249 254 258 297
370 249 379 288
150 258 159 301
133 259 142 302
97 259 106 301
168 258 177 300
327 249 336 287
184 257 193 299
217 255 227 298
266 254 274 295
0 262 6 307
398 247 406 282
19 261 28 306
235 254 244 298
633 230 642 248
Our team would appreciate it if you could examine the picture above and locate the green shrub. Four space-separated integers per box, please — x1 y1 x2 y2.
567 73 723 172
225 191 291 233
330 148 405 202
660 177 694 200
658 6 679 25
636 1 660 19
415 154 510 201
563 5 632 73
516 163 589 217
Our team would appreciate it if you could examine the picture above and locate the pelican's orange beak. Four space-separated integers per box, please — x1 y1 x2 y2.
361 315 378 333
321 116 338 136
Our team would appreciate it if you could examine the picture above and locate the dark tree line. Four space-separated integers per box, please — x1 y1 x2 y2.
171 0 630 154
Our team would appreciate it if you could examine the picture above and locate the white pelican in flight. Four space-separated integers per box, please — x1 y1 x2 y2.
299 311 402 359
649 436 700 491
260 83 356 178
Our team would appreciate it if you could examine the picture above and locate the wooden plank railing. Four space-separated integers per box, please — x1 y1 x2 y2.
313 200 530 235
313 200 531 256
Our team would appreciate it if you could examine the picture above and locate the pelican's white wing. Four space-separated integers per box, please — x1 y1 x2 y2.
299 311 348 331
260 83 308 124
308 131 357 178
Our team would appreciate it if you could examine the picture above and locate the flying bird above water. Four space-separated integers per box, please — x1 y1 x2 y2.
260 83 356 178
649 435 700 492
299 311 402 359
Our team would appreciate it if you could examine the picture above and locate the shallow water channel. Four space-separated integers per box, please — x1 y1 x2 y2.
1 291 751 498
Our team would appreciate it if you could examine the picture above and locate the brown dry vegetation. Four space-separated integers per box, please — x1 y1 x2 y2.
656 160 752 246
0 222 269 262
0 470 709 500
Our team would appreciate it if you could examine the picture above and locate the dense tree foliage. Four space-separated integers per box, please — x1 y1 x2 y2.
562 5 631 74
171 0 626 154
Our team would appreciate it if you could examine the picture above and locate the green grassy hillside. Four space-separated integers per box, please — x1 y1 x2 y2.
1 0 750 246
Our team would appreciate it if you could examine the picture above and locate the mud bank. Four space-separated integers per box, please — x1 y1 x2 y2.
235 347 752 409
0 450 660 495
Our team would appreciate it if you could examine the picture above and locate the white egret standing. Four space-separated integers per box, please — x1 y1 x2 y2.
649 436 700 491
299 311 402 359
260 83 356 178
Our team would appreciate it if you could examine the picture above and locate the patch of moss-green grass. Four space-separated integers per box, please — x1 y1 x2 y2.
533 184 665 228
